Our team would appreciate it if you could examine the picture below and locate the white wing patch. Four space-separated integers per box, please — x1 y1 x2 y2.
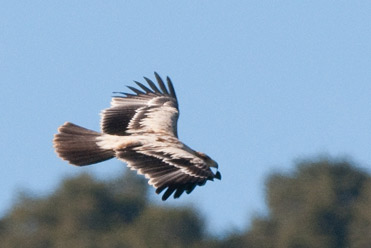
97 73 220 200
100 73 178 137
127 97 179 136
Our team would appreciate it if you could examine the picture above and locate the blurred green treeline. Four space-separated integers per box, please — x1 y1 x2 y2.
1 158 370 248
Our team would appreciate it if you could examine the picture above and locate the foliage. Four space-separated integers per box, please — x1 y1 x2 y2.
0 170 204 248
0 158 371 247
241 159 371 248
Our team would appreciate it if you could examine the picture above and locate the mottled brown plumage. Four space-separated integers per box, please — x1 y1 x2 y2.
53 72 221 200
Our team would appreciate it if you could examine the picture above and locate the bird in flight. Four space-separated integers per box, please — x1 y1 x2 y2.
53 72 221 200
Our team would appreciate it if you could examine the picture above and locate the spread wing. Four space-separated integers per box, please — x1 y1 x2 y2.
116 142 218 200
100 72 179 137
100 72 221 200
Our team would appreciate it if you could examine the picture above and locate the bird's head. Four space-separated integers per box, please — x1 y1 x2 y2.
196 151 221 180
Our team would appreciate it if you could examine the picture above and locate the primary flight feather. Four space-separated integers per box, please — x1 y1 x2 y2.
53 72 221 200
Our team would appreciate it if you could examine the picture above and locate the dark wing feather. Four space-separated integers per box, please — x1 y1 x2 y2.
127 86 144 95
144 77 161 93
134 81 152 93
116 146 218 200
154 72 169 94
100 73 179 136
166 77 177 99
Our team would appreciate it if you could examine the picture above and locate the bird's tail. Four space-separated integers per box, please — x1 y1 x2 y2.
53 122 115 166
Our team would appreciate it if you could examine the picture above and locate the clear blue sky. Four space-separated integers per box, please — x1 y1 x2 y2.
1 1 371 234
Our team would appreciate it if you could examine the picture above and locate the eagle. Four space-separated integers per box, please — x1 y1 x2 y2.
53 72 221 200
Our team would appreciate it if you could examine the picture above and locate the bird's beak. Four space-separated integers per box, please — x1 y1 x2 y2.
215 171 222 180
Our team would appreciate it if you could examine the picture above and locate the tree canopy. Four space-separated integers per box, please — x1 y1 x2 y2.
1 158 370 248
237 159 371 248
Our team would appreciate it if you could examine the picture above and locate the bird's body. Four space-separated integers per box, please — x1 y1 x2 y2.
53 73 221 200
